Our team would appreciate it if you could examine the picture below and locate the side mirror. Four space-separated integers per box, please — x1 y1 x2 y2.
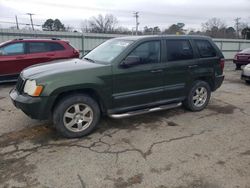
121 56 140 68
0 50 3 56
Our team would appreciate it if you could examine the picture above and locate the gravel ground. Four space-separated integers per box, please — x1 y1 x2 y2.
0 62 250 188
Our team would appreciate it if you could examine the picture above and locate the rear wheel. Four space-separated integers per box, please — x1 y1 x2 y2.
184 81 211 111
53 94 100 138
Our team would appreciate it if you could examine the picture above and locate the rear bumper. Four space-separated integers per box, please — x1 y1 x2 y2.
233 60 250 65
213 74 224 91
9 88 52 120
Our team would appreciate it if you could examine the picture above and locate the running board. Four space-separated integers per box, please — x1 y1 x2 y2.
109 102 182 119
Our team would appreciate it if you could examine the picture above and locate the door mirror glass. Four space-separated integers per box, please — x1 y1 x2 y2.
121 56 141 67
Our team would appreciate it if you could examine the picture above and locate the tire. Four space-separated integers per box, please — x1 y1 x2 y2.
245 80 250 84
183 81 211 112
236 64 241 70
53 94 100 138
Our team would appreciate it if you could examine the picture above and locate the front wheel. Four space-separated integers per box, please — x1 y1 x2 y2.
245 80 250 84
53 94 100 138
184 81 211 111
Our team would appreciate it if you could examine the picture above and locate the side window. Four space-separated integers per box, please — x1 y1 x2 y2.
0 43 24 56
28 42 49 53
129 41 161 64
195 40 216 58
48 42 65 51
166 40 193 61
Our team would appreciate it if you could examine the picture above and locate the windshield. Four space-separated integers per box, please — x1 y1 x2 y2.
84 39 134 64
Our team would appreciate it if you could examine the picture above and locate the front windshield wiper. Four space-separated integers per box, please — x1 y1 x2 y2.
83 57 96 63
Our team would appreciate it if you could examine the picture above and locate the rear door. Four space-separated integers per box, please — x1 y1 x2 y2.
192 39 219 80
162 39 195 100
0 42 27 77
25 42 53 66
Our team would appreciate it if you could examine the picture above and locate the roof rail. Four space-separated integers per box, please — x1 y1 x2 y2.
51 38 60 40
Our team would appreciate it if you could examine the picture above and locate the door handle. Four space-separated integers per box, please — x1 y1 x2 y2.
151 69 163 73
188 65 198 68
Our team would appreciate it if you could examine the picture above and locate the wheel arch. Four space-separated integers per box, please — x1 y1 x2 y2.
51 88 107 116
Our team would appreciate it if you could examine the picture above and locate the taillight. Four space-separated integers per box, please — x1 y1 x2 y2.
220 58 225 70
73 49 79 54
234 54 238 60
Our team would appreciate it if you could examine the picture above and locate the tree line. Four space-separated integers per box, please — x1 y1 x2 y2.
41 15 250 39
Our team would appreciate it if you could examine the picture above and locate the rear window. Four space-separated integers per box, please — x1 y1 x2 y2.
241 48 250 53
28 42 65 53
195 40 216 58
48 42 65 51
166 40 193 61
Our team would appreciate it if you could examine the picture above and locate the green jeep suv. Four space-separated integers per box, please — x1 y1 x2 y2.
10 35 224 138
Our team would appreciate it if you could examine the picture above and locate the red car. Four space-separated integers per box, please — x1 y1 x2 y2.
0 38 79 83
233 48 250 70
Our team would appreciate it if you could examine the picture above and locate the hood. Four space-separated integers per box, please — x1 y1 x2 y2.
21 58 106 79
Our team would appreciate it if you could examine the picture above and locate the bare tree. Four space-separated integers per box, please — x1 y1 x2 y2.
88 14 118 33
202 18 227 38
202 18 226 31
80 19 89 33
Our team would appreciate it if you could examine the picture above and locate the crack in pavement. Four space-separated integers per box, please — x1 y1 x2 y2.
1 129 212 163
77 174 86 188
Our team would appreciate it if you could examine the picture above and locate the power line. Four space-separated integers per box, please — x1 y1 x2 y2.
0 20 41 27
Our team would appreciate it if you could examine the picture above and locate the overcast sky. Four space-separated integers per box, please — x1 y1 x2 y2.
0 0 249 31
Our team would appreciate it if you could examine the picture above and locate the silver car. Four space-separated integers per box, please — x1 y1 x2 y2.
241 64 250 84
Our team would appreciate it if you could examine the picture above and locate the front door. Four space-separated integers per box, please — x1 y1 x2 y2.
112 40 165 112
0 42 27 79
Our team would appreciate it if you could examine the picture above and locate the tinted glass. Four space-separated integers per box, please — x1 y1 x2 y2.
166 40 193 61
49 42 65 51
129 41 161 64
0 43 24 55
29 42 49 53
195 40 216 58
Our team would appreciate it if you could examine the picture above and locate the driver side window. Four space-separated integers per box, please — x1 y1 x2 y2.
129 41 161 64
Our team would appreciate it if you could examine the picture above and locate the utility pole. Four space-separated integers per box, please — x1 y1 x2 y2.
15 15 19 30
27 13 35 30
133 12 139 35
235 17 241 39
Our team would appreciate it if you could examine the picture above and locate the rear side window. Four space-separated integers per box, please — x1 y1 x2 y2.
28 42 49 53
130 41 161 64
0 43 25 55
195 40 216 58
166 40 193 61
48 42 65 51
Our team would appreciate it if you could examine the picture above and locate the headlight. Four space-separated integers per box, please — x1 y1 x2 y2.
23 80 43 96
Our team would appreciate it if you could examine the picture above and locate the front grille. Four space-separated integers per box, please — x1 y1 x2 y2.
16 76 25 93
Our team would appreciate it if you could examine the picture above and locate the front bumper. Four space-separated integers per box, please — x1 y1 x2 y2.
213 74 224 91
241 74 250 81
9 88 52 120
